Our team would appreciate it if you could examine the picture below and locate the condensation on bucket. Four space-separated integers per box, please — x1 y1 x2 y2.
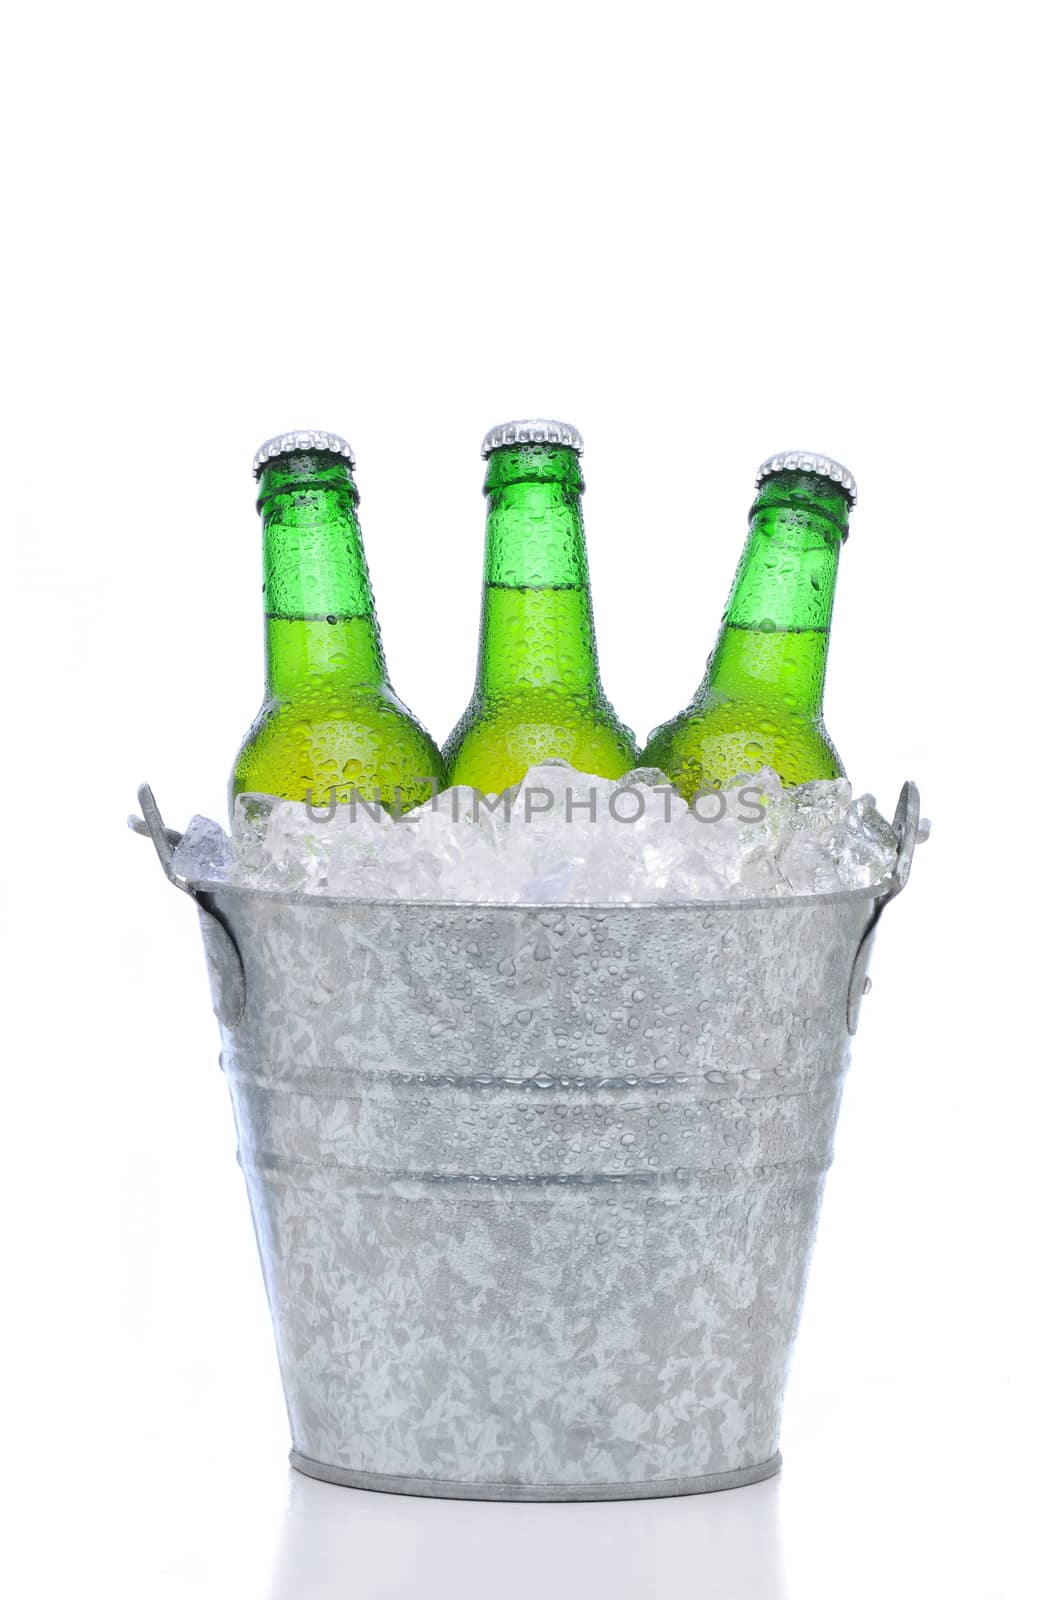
134 782 919 1501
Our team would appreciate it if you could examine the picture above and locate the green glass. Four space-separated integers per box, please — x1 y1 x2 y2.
642 467 851 797
443 440 636 793
229 448 444 815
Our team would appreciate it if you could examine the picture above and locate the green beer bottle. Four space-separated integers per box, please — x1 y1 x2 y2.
230 430 444 816
444 420 636 793
642 451 856 798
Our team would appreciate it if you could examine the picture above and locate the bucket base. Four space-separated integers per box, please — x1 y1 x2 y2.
289 1448 783 1502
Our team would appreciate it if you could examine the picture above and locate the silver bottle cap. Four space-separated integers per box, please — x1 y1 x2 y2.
755 450 856 505
481 419 584 457
253 430 355 478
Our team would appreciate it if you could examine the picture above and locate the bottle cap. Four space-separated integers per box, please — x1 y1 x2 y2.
755 451 856 505
253 430 355 478
481 419 584 457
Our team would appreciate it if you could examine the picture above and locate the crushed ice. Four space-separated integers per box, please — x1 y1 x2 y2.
172 763 923 902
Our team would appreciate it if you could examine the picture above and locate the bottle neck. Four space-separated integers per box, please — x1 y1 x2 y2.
474 443 603 698
706 469 849 714
257 452 386 698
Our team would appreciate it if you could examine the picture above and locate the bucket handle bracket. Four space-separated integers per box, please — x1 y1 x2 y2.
846 780 920 1035
129 784 247 1029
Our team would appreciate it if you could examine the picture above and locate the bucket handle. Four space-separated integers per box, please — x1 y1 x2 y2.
131 777 919 1041
128 783 247 1029
846 780 920 1035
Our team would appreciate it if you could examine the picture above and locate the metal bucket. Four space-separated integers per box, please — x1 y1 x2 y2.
134 780 919 1502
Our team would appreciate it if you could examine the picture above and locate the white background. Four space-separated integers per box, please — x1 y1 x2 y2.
2 3 1060 1596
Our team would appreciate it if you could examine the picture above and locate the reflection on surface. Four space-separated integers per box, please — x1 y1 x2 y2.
267 1467 790 1600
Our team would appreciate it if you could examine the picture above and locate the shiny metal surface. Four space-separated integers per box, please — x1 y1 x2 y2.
252 430 355 478
134 782 918 1500
481 419 584 456
289 1449 784 1502
754 451 857 504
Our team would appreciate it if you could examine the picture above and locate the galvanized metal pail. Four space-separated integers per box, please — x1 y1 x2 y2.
134 780 919 1502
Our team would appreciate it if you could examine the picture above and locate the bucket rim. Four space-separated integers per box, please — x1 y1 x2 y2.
184 873 897 915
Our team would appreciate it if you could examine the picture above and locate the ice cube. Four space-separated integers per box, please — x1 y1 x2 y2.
180 764 906 904
172 814 234 884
